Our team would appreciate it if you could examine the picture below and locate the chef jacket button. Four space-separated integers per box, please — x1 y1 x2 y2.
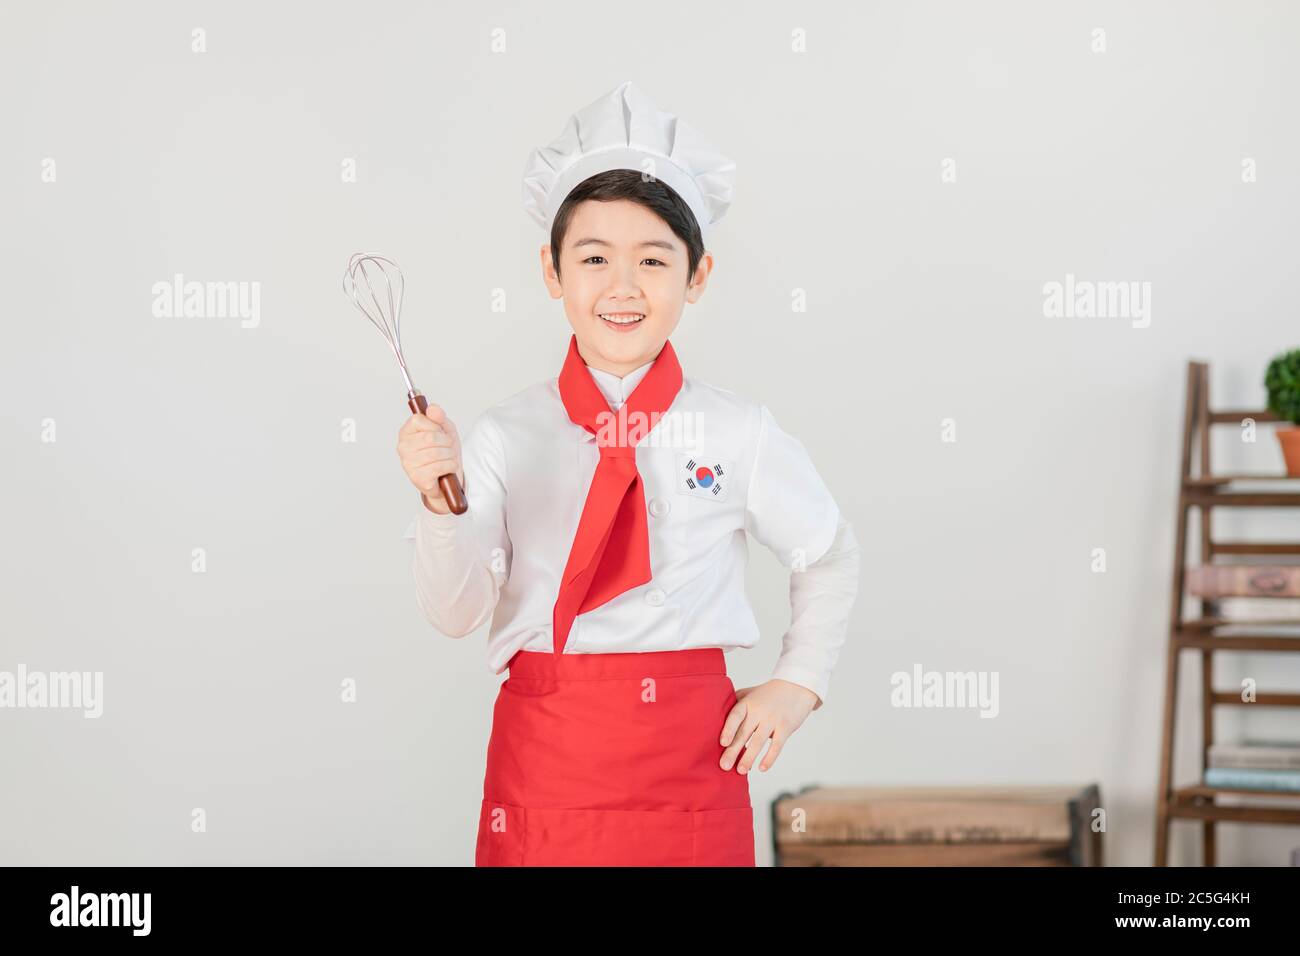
645 587 667 606
648 497 670 517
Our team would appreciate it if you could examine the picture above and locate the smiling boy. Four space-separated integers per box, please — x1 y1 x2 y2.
401 81 861 866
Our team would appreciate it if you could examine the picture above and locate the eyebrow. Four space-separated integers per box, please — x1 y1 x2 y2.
571 238 678 253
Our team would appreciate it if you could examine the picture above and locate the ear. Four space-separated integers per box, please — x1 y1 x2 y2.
684 250 714 304
540 244 564 299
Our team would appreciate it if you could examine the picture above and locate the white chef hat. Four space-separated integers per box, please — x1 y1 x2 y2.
521 80 736 245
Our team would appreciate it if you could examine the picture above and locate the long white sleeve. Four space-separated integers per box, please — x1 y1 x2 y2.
768 515 862 710
743 404 861 710
412 507 500 637
411 412 511 638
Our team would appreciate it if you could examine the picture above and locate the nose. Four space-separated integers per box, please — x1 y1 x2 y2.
604 260 642 299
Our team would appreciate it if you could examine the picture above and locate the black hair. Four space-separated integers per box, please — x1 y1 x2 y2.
550 168 704 284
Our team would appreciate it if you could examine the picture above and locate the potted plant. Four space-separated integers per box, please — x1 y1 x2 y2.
1265 348 1300 475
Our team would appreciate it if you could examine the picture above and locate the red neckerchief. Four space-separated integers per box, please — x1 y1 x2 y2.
552 333 683 656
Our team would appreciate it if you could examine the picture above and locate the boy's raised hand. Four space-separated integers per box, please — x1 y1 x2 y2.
397 402 464 516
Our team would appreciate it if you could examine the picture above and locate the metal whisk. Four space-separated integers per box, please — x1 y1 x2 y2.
342 253 468 515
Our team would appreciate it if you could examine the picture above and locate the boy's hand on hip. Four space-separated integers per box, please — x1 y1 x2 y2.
719 679 820 773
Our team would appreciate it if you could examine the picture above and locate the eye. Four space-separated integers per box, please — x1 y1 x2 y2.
642 258 665 267
582 255 607 265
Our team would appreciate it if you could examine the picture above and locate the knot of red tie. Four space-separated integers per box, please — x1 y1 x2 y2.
596 442 638 460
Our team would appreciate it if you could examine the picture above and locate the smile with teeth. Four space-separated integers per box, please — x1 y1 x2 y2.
599 312 645 325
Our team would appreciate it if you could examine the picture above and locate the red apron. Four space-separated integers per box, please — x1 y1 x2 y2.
475 646 756 866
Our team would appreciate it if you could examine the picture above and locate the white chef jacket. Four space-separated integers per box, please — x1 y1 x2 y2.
411 355 861 709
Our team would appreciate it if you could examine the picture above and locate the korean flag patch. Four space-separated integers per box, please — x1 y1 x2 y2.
677 453 732 502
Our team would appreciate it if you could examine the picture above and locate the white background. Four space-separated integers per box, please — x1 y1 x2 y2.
2 0 1298 866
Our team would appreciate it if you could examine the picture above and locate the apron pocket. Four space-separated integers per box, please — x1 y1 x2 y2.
478 801 755 866
521 807 692 866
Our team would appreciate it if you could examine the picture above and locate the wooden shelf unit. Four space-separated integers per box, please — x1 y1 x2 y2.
1155 361 1300 866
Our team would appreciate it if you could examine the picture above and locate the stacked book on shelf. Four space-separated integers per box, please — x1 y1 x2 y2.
771 785 1103 866
1185 571 1300 794
1187 565 1300 598
1205 740 1300 793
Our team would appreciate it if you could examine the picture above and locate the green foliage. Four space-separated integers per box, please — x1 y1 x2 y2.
1265 349 1300 424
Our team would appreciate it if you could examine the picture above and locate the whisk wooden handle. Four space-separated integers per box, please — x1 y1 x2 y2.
410 392 469 515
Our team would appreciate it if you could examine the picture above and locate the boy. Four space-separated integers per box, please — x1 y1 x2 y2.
400 81 861 866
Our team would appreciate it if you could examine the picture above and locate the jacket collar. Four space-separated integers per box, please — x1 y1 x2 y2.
560 338 669 442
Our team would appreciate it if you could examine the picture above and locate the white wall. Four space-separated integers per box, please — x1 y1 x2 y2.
2 0 1298 865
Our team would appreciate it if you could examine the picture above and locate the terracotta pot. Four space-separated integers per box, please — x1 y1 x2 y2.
1278 426 1300 476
